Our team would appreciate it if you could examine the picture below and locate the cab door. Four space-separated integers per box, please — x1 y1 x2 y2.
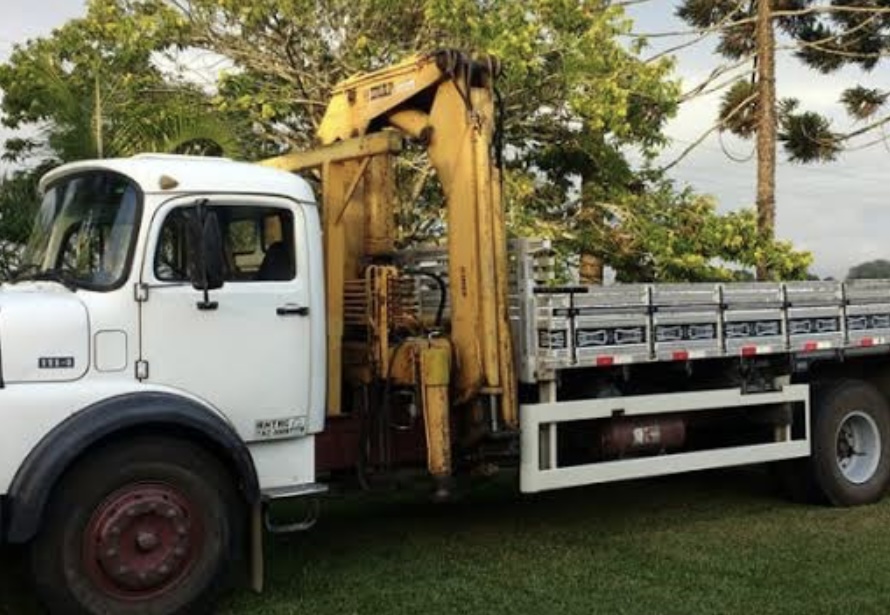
139 195 313 441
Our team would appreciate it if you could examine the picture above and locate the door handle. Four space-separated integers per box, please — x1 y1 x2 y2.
277 304 309 316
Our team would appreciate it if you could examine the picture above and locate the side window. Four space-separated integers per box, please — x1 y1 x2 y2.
155 208 191 281
154 205 296 283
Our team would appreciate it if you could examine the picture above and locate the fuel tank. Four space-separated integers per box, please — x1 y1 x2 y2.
599 416 686 459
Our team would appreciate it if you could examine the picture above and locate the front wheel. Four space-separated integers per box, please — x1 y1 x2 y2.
30 437 242 615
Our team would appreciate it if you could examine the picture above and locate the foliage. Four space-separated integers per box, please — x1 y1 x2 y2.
0 167 47 278
847 259 890 280
512 176 812 282
0 0 257 277
116 0 684 273
158 0 432 151
0 0 816 284
779 107 841 162
421 0 682 278
106 0 816 283
607 186 812 282
719 80 759 138
140 0 680 153
842 86 890 121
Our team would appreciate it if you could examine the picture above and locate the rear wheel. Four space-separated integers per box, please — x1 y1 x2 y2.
30 437 241 615
782 380 890 506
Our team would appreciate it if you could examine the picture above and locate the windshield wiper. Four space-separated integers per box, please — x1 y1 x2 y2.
12 265 80 291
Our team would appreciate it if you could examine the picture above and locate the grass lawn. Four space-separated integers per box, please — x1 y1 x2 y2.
4 467 890 614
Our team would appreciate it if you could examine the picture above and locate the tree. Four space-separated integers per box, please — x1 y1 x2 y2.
0 168 49 277
512 176 812 282
604 181 813 282
123 0 682 280
675 0 890 278
847 259 890 280
0 0 258 278
0 0 251 164
19 0 813 284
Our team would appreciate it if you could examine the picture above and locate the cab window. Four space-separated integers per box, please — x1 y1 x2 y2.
154 205 295 283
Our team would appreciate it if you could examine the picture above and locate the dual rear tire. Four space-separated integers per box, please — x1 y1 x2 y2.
781 379 890 506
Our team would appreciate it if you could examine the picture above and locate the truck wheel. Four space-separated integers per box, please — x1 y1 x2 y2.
809 380 890 506
29 437 242 615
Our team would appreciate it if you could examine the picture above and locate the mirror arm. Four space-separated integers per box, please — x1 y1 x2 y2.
196 288 218 311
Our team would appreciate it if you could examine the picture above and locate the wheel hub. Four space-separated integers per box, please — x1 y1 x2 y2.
835 411 881 485
837 425 854 464
84 483 200 598
136 530 161 553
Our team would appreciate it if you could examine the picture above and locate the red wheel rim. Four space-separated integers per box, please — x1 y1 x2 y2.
82 482 204 601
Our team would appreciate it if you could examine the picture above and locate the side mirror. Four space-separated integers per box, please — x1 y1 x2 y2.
187 203 225 310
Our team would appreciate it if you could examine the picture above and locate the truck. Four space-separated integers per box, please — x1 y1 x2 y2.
2 49 890 615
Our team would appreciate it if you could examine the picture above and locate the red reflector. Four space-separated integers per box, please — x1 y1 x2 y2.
861 338 875 347
596 356 615 367
804 342 819 352
673 351 689 361
741 346 757 357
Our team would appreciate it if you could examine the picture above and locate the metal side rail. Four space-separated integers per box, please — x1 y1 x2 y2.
513 254 890 380
520 385 810 493
262 483 329 501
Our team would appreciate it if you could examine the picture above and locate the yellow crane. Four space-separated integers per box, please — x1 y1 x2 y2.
261 49 517 492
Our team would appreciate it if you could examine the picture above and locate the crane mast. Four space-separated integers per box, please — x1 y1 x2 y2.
261 50 517 489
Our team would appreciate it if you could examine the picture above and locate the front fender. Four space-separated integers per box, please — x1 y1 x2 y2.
4 391 260 544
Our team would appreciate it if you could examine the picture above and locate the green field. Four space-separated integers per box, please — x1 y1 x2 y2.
4 467 890 615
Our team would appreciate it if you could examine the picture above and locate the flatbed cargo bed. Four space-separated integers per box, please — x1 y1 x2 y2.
511 240 890 382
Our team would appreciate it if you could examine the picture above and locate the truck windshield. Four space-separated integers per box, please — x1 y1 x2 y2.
18 171 140 291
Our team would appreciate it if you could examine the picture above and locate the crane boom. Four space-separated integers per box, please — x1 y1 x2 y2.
261 50 517 486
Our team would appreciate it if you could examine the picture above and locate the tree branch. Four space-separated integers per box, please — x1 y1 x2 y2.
680 55 755 101
633 5 890 40
644 0 750 62
659 92 758 172
842 113 890 142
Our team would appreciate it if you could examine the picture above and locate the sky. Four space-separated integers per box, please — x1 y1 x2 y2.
0 0 86 63
1 0 888 279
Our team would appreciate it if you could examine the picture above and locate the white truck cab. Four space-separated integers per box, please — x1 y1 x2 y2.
0 155 327 614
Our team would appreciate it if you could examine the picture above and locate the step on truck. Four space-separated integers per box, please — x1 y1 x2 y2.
2 49 890 614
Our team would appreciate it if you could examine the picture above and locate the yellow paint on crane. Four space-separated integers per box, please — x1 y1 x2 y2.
259 49 518 477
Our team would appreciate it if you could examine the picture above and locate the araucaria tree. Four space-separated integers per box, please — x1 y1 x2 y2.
676 0 890 279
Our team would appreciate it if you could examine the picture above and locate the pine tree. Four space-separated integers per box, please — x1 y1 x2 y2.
675 0 890 279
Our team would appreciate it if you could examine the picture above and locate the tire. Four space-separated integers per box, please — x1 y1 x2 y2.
29 436 242 615
782 380 890 506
